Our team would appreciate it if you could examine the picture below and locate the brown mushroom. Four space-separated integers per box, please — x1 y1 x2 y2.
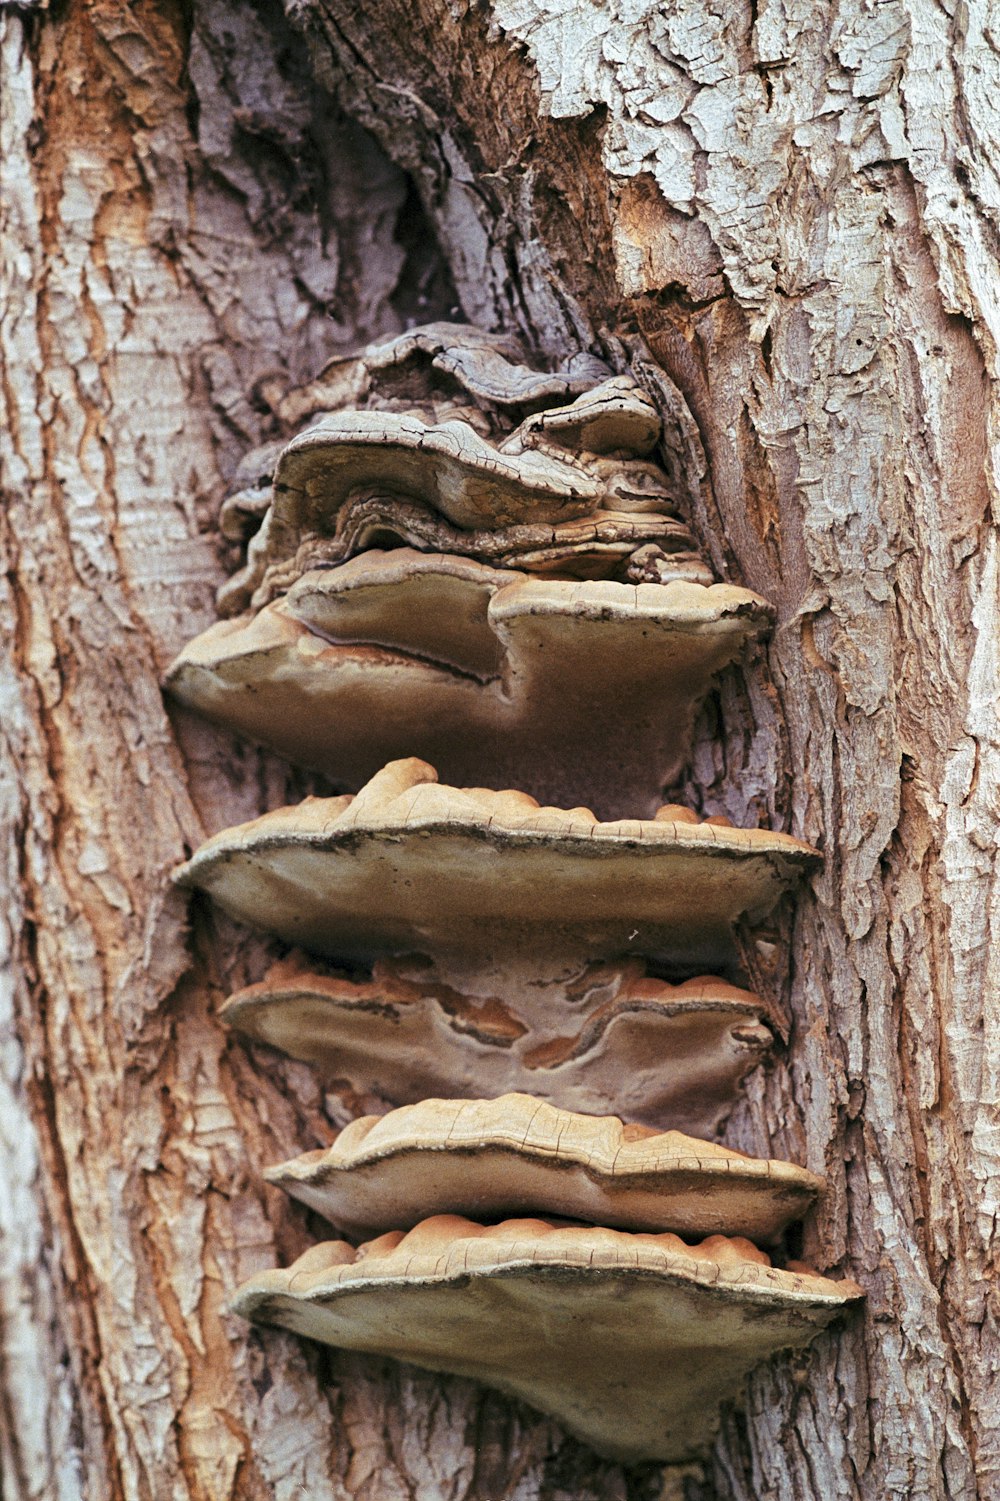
230 1214 862 1463
165 573 772 816
284 551 510 678
174 758 819 968
264 1093 822 1243
221 956 774 1135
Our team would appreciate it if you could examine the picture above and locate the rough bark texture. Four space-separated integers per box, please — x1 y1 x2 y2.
1 1 997 1499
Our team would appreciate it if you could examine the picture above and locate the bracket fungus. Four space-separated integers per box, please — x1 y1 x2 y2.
166 561 771 817
308 321 614 413
263 1093 823 1243
206 325 712 618
221 957 775 1136
163 323 861 1465
231 1216 862 1464
175 757 819 969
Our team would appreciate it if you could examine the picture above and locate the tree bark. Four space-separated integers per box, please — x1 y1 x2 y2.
1 1 997 1499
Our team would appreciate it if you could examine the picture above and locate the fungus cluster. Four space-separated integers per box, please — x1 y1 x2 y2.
168 324 860 1463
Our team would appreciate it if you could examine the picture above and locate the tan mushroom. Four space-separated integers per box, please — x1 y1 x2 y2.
174 758 819 968
199 327 710 614
286 551 510 677
222 956 774 1135
165 572 771 816
231 1214 862 1463
264 1093 822 1243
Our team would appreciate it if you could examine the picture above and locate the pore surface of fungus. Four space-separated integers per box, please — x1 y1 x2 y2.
165 571 770 816
232 1215 862 1463
222 957 774 1135
166 570 771 815
175 758 819 967
265 1093 822 1243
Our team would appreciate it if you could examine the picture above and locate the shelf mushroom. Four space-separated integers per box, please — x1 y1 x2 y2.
231 1216 862 1464
163 324 861 1466
257 413 707 592
263 1092 823 1243
164 324 763 815
175 758 819 971
211 330 711 618
166 566 771 817
295 321 615 415
222 957 774 1135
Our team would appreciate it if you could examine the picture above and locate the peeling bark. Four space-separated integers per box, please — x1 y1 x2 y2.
1 0 997 1498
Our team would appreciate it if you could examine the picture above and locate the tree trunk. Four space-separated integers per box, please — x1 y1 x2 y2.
1 0 996 1497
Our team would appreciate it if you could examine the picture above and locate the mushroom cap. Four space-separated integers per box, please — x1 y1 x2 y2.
175 758 820 966
164 572 772 818
231 1215 862 1463
222 961 774 1136
265 1093 823 1243
285 551 511 679
204 325 697 613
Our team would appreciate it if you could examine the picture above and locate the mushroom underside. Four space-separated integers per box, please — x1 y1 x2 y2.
166 570 770 816
175 757 818 967
232 1216 861 1464
222 960 775 1135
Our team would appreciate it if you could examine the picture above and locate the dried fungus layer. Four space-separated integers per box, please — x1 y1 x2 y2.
286 323 616 421
223 959 774 1135
175 759 819 968
166 563 769 816
325 322 615 411
232 1216 861 1463
219 352 711 617
265 1093 822 1243
270 410 614 537
513 375 662 455
259 413 706 587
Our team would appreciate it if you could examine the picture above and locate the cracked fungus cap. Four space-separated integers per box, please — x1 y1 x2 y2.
268 409 604 547
174 758 820 966
263 1092 823 1244
340 320 613 409
201 340 714 620
266 380 671 570
230 1214 862 1464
